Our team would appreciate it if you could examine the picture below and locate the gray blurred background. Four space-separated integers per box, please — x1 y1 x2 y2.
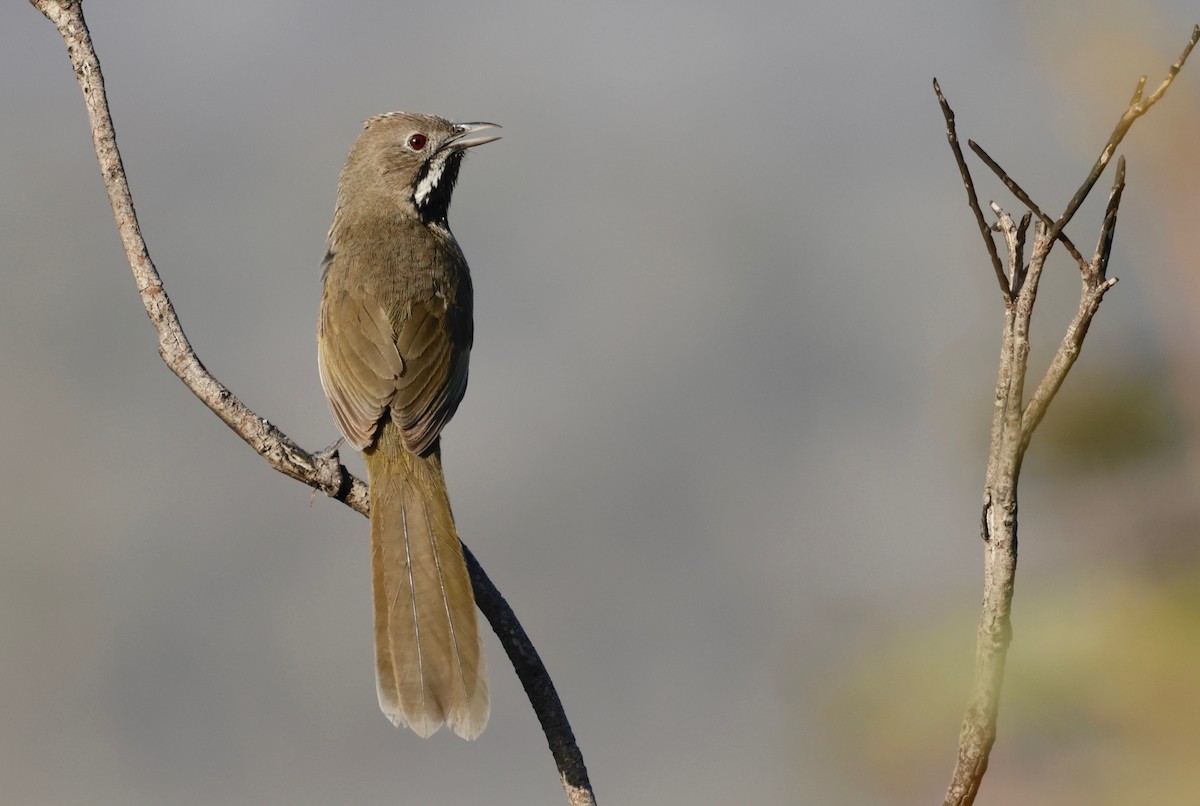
3 1 1198 804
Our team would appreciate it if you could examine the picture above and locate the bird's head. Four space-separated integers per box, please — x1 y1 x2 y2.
337 112 501 227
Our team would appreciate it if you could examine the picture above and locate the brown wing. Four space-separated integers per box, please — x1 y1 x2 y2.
389 298 470 455
317 286 404 451
319 285 468 456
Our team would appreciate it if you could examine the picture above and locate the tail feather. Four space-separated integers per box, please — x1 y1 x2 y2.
366 426 489 739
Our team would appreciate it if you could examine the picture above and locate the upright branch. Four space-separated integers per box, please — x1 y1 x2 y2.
29 1 595 804
935 25 1197 806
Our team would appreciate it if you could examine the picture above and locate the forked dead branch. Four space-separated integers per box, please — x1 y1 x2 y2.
935 24 1198 806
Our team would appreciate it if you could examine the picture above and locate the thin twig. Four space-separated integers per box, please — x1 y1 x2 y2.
989 203 1021 289
466 546 595 804
1049 25 1198 243
1020 162 1125 443
934 79 1010 300
1092 157 1127 283
29 2 595 804
969 140 1088 269
1012 212 1032 294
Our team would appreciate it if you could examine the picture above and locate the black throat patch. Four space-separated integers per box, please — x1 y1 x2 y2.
413 150 465 226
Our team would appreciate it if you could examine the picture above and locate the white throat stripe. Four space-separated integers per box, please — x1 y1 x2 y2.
414 154 449 208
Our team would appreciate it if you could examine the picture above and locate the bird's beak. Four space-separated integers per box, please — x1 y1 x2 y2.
445 121 503 150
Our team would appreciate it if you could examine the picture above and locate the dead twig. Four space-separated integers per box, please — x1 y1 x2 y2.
934 79 1010 300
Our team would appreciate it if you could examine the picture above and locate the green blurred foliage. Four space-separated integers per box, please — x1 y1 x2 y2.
823 565 1200 804
1036 370 1180 473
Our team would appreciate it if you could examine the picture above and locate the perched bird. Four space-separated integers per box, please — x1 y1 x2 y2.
317 112 500 739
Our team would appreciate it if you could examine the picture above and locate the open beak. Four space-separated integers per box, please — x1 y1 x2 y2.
445 121 503 150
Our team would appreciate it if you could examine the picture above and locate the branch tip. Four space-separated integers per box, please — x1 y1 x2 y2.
1130 75 1147 106
935 85 1010 299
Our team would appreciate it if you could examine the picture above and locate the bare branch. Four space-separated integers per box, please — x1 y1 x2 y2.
29 2 595 803
939 26 1196 806
934 79 1011 300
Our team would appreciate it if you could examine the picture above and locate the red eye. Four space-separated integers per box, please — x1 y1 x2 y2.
407 133 427 150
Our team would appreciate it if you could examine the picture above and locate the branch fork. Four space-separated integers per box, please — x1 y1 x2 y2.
934 24 1198 806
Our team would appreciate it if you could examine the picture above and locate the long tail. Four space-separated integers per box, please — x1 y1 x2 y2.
364 424 489 739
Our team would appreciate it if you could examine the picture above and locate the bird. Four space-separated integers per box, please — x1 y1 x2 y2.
316 112 500 739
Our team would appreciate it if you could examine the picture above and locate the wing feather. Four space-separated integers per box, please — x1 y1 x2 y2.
391 299 469 455
318 288 403 450
318 285 468 456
